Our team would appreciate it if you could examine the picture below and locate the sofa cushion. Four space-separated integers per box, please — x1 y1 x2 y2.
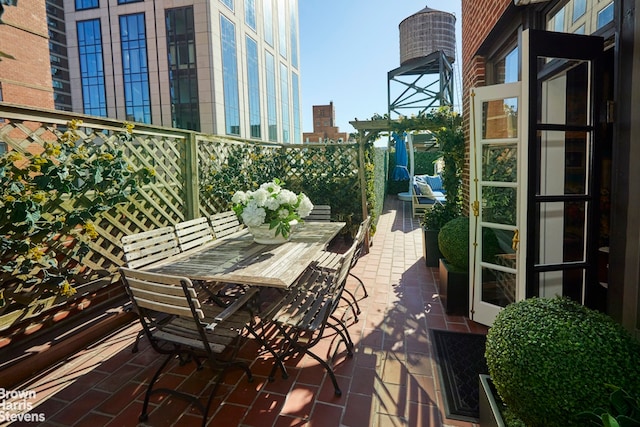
425 175 444 192
416 181 436 199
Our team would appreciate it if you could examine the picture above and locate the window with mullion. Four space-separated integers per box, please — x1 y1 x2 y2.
120 13 151 123
220 14 240 135
246 36 261 138
77 19 107 117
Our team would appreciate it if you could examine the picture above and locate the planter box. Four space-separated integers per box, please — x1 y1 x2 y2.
438 258 469 315
422 228 442 267
479 374 506 427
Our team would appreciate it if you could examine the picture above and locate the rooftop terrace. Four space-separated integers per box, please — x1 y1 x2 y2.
5 196 487 427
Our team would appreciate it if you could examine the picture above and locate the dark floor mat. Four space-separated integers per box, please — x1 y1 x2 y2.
430 329 488 422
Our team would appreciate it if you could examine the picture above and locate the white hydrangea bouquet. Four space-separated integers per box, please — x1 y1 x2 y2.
231 178 314 240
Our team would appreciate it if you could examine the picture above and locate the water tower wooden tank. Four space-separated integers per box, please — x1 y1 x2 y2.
389 5 456 117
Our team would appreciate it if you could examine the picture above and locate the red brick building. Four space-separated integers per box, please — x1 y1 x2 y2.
461 0 639 336
0 0 53 109
303 101 351 143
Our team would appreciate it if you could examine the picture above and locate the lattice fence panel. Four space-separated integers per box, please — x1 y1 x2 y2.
1 105 369 313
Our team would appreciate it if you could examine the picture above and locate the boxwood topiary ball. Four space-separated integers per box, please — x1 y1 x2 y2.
437 216 469 270
485 297 640 427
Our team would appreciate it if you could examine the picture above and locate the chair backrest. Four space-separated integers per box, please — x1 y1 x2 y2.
120 267 204 321
210 211 243 239
334 240 358 292
174 217 214 252
352 216 371 267
305 205 331 222
121 226 180 269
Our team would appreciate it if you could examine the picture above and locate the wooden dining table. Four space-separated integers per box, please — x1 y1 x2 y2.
143 221 345 289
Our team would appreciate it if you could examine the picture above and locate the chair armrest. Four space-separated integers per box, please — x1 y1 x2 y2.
206 287 259 328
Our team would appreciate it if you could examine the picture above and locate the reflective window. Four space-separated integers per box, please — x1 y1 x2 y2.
492 45 519 84
292 72 301 143
280 62 290 143
76 0 98 10
245 0 256 30
221 15 240 135
120 13 151 123
265 52 278 141
263 0 274 46
553 6 566 32
118 0 143 3
77 19 107 117
166 6 200 131
289 0 298 68
246 36 261 138
278 1 287 59
597 2 614 29
220 0 233 12
572 0 586 22
547 0 615 34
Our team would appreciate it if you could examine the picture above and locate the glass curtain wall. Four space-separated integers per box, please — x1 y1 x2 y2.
220 14 240 135
120 13 151 123
265 51 278 141
77 19 107 117
246 36 261 138
166 7 200 131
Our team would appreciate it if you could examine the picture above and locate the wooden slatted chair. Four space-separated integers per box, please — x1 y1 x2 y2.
121 226 181 352
262 241 358 396
121 226 180 270
210 210 243 239
349 216 371 299
174 217 214 252
305 204 331 222
313 216 371 321
120 267 255 426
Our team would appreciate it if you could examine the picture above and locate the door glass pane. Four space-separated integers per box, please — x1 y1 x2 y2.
535 269 585 302
482 143 517 181
482 266 515 307
483 187 517 225
483 227 515 263
538 130 589 196
536 201 587 264
538 59 590 126
482 98 518 139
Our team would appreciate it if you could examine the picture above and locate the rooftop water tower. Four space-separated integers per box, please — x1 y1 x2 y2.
388 5 456 118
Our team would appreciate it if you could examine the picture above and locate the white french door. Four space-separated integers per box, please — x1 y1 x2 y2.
469 29 605 326
469 82 526 326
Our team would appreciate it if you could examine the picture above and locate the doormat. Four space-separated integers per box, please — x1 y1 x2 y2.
430 329 488 422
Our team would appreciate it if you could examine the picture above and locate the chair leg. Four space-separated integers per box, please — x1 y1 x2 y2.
131 330 144 353
350 271 368 298
139 353 174 422
329 315 355 355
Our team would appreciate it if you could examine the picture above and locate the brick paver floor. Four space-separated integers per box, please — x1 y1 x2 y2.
5 196 488 427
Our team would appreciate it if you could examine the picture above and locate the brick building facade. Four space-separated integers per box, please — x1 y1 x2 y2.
0 0 54 109
302 101 350 143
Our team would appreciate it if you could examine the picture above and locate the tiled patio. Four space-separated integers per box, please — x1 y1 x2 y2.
6 196 488 427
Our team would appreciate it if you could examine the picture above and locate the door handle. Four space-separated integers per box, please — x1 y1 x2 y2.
512 229 520 251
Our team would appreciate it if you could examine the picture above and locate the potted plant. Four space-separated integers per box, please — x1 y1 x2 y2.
421 203 458 267
231 178 314 244
437 216 469 315
484 297 640 427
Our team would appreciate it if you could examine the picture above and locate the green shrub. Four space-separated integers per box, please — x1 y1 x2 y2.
485 297 640 427
438 216 469 270
422 203 459 230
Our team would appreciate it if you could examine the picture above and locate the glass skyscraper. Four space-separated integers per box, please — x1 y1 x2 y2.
64 0 301 142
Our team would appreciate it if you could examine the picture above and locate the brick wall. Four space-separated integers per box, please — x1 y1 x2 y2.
0 0 54 108
460 0 511 210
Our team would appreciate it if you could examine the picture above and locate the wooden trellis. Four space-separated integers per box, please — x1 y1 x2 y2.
0 104 366 300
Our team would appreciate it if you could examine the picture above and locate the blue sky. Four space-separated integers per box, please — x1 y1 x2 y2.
298 1 462 135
